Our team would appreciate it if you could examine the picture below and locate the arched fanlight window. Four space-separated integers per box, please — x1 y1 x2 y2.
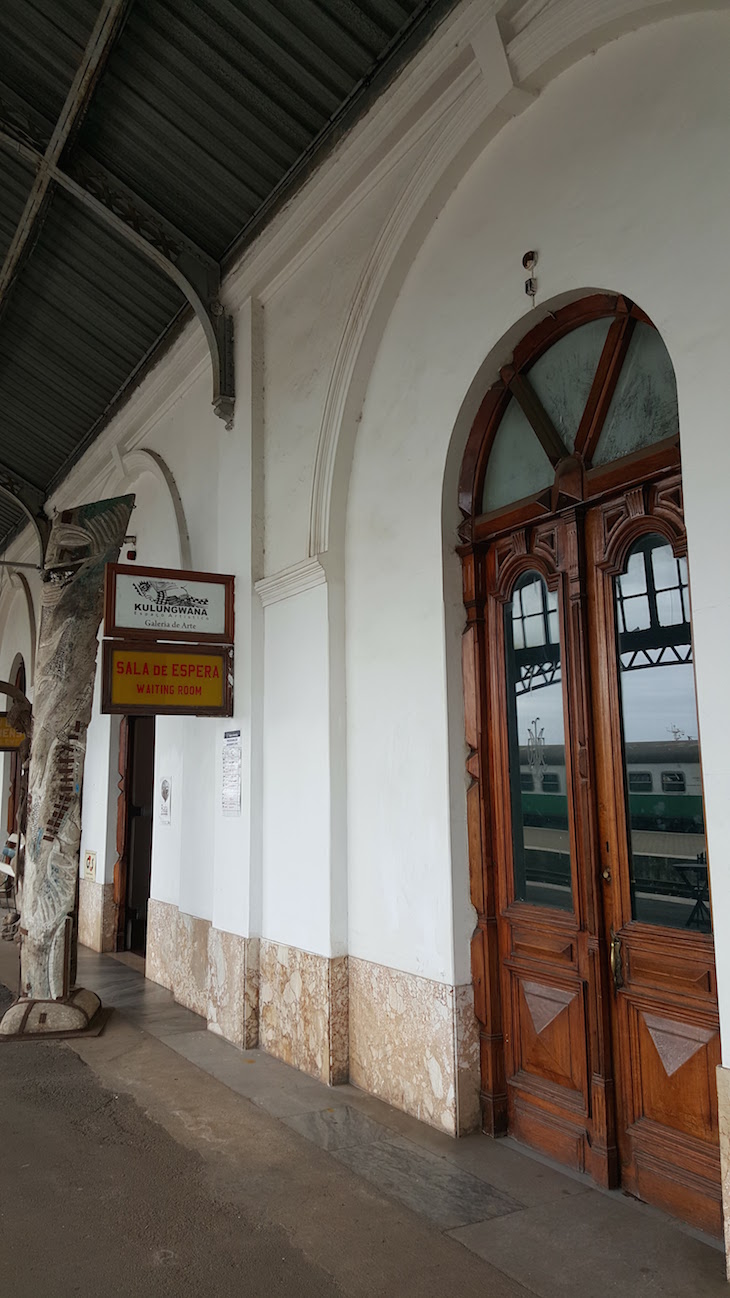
459 296 680 536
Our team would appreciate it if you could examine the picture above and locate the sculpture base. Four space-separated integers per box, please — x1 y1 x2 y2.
0 987 110 1040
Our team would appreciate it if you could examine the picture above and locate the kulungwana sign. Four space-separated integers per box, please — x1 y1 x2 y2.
104 564 234 644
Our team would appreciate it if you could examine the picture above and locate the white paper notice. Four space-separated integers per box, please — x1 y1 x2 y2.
222 730 242 817
159 776 172 826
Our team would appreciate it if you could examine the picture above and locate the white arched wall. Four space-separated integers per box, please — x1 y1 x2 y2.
77 302 265 1051
342 10 730 1132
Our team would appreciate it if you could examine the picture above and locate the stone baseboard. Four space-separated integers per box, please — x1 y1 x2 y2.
78 878 116 953
146 901 481 1128
146 898 259 1049
259 940 348 1085
349 957 480 1136
208 927 260 1050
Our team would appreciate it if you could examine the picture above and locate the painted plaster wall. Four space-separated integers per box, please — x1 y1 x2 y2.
79 664 118 888
261 583 333 953
345 12 730 988
262 166 408 577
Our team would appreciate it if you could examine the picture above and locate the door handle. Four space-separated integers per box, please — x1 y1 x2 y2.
610 930 623 992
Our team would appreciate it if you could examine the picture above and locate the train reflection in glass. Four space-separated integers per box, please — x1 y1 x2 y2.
504 540 709 931
614 534 709 931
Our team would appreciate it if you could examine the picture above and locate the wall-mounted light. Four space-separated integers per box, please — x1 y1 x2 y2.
522 250 538 303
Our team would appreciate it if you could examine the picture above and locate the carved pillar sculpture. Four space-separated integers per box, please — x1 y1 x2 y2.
12 496 134 1010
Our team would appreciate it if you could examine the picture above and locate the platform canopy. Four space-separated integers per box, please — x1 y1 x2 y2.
0 0 454 554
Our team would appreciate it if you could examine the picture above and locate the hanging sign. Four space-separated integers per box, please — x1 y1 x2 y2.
101 642 233 716
104 564 234 644
0 713 25 751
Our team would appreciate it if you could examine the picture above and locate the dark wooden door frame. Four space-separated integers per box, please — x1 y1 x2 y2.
113 715 155 952
113 715 130 951
586 479 720 1233
461 515 617 1187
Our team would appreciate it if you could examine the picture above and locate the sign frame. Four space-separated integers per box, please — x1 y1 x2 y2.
101 640 234 717
0 713 25 751
104 563 235 645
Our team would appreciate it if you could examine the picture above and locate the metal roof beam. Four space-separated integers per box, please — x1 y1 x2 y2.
0 462 49 561
55 161 235 427
0 131 235 428
0 0 133 311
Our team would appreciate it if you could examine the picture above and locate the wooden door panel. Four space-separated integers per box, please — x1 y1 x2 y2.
627 945 715 1001
467 517 615 1180
632 1158 722 1238
587 485 722 1234
512 974 586 1097
510 1090 588 1172
622 997 719 1141
511 927 575 965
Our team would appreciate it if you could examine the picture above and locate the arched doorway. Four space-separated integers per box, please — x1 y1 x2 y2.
6 657 26 836
458 294 720 1234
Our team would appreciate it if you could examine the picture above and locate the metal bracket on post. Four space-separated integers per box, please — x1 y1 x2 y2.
210 304 235 429
65 163 237 428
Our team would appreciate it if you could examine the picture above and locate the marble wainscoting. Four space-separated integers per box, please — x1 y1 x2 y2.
146 898 259 1049
716 1065 730 1275
349 958 481 1136
259 940 348 1086
207 927 259 1050
77 878 116 952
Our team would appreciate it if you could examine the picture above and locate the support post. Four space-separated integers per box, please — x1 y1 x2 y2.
0 494 134 1038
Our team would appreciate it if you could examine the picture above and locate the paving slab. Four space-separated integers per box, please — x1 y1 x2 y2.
450 1186 727 1298
333 1133 524 1230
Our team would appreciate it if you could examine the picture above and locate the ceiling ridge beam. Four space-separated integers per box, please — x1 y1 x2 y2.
0 0 132 311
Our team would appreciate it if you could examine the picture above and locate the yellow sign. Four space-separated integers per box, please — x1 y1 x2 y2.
0 714 24 751
105 645 229 714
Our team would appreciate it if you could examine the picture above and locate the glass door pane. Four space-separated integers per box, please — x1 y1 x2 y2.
504 572 573 911
613 534 709 931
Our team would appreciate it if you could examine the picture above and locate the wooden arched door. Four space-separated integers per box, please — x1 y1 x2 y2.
459 296 720 1234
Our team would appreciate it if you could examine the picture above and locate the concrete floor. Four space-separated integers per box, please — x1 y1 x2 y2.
0 940 727 1297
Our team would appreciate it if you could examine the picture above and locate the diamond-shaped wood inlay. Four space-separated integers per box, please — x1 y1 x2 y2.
523 980 575 1036
642 1012 714 1077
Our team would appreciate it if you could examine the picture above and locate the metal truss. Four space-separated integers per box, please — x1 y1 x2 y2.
0 0 235 458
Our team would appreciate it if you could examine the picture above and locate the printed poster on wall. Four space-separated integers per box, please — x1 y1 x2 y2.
222 729 242 817
159 776 172 826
